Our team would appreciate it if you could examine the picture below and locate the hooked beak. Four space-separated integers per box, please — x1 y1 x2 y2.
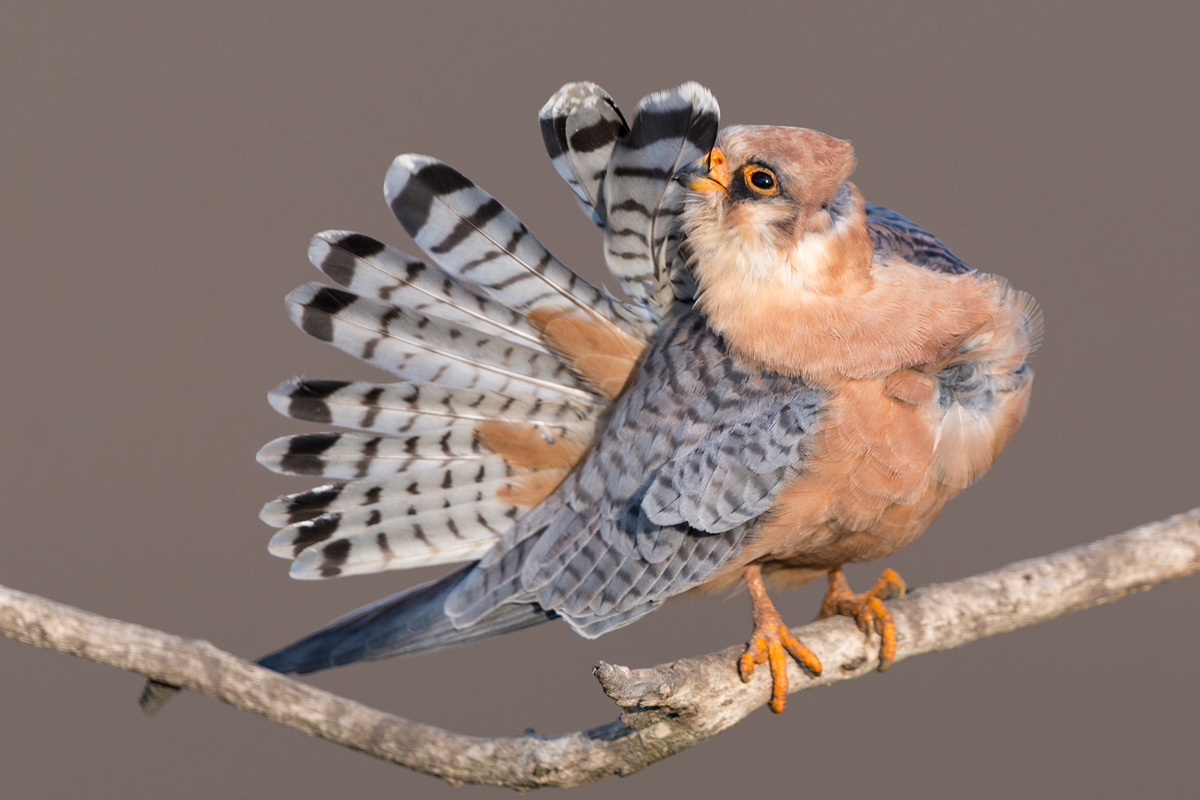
675 147 729 194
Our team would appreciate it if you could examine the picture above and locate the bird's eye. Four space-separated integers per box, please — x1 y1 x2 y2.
750 171 775 190
742 165 778 195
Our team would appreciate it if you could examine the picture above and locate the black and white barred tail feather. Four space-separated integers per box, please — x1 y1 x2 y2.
309 230 553 353
284 283 592 400
538 82 628 228
601 83 720 320
257 566 558 674
383 154 654 335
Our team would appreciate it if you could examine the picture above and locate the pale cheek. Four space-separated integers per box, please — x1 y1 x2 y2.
725 203 753 230
683 194 725 229
805 210 832 234
729 205 781 244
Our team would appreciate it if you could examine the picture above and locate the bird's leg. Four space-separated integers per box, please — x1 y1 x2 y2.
818 566 906 671
739 564 823 713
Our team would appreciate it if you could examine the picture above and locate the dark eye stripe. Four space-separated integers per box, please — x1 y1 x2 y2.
738 164 779 197
730 164 781 201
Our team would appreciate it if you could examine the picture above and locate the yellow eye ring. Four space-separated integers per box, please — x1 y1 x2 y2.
742 165 779 195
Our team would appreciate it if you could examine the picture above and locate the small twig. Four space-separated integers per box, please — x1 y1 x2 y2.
1 508 1198 790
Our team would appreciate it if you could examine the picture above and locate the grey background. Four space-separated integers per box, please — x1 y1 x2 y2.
3 2 1198 798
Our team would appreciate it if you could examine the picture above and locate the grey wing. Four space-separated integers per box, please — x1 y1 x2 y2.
864 202 973 274
444 311 825 638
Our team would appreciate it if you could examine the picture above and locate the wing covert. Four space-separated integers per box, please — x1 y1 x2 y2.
445 311 825 636
864 202 973 274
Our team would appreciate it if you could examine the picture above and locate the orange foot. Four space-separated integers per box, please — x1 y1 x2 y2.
818 566 906 671
739 564 823 713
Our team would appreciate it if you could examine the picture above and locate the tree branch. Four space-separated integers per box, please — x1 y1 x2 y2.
2 508 1199 790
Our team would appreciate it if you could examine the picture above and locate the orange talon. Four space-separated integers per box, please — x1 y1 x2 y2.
740 565 822 713
818 566 905 671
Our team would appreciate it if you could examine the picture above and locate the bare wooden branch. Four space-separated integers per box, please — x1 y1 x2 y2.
2 508 1199 790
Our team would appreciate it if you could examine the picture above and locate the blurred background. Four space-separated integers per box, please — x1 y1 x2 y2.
2 2 1197 797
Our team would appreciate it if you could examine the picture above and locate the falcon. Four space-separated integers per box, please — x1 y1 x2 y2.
256 83 1040 713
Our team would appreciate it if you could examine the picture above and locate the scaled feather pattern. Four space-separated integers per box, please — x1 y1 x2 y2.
256 82 1039 687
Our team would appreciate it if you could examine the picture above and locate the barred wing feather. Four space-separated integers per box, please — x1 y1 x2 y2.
309 230 551 352
284 283 590 400
267 378 594 439
260 140 651 596
259 462 526 527
281 501 519 579
255 87 731 672
385 154 653 336
538 82 628 228
602 83 719 320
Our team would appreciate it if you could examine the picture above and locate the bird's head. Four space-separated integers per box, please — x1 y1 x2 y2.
676 125 871 297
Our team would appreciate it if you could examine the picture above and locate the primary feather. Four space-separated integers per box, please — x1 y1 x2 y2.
257 82 1033 680
259 461 527 527
384 154 652 336
538 82 628 227
267 378 594 438
601 83 719 320
284 283 589 399
309 230 552 352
